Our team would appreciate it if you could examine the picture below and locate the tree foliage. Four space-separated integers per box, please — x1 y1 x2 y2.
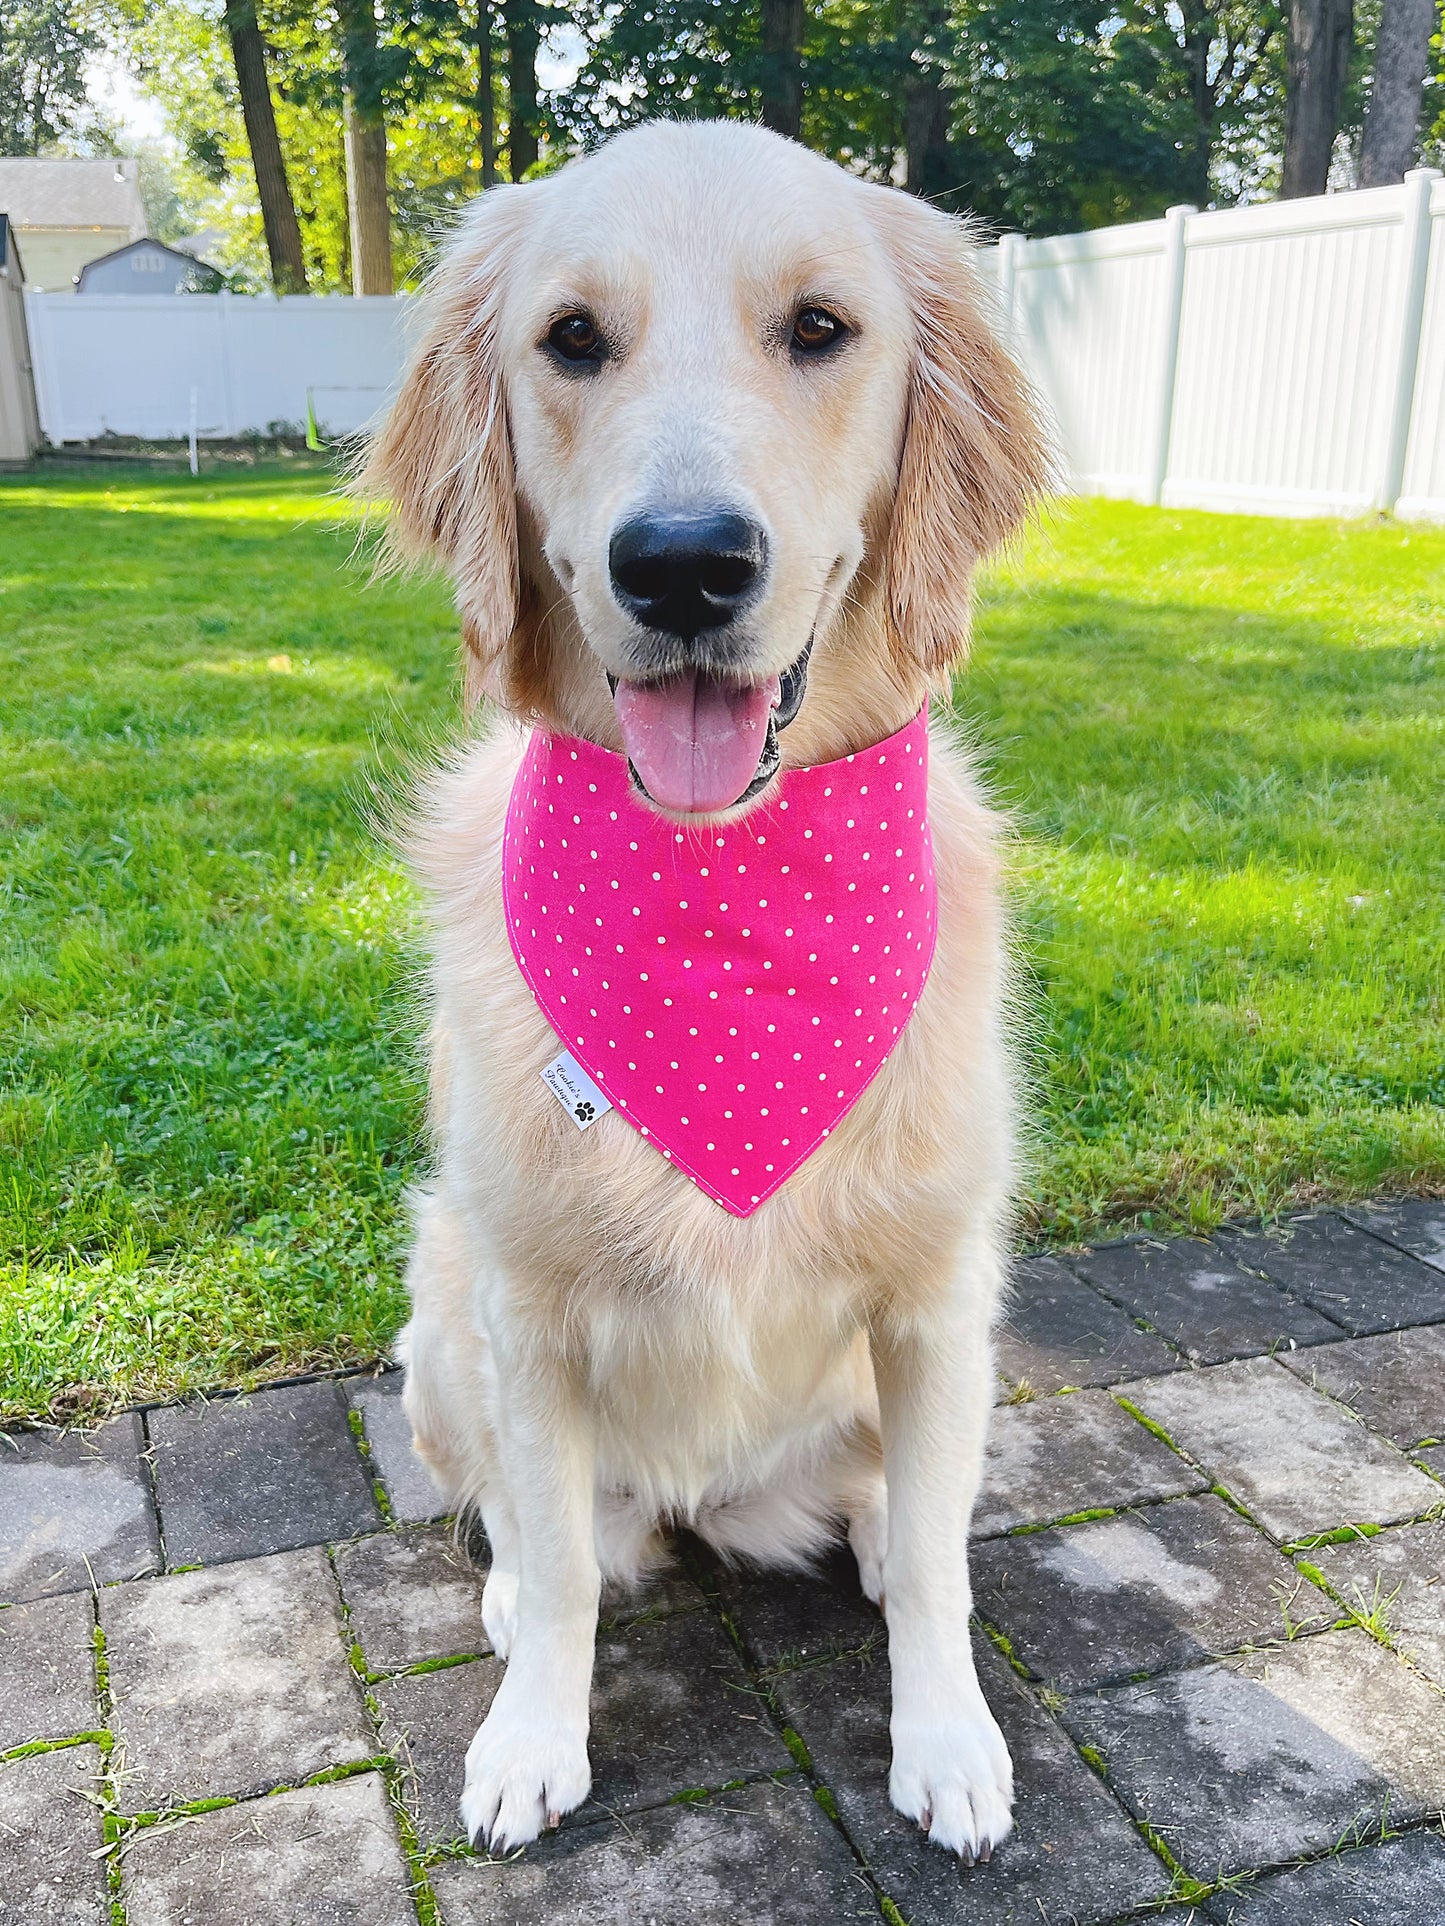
119 0 493 287
97 0 1445 288
0 0 102 153
552 0 1293 228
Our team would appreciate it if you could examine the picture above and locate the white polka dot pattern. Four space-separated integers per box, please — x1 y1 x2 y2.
502 707 937 1216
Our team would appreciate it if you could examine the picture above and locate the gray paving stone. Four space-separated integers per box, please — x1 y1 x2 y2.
0 1416 158 1604
1072 1237 1341 1363
1206 1828 1445 1924
0 1743 107 1925
429 1776 879 1925
121 1772 415 1926
972 1494 1333 1690
348 1373 448 1524
707 1542 884 1674
1418 1445 1445 1480
1281 1324 1445 1448
374 1656 501 1847
1218 1214 1445 1334
1342 1198 1445 1274
993 1254 1180 1392
1062 1628 1445 1876
1126 1358 1441 1541
377 1609 788 1847
1309 1521 1445 1688
0 1592 97 1751
335 1526 489 1673
975 1388 1207 1537
773 1641 1172 1925
597 1563 706 1628
149 1381 380 1567
102 1545 373 1811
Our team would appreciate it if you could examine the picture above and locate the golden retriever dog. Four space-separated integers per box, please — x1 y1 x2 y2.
362 118 1048 1862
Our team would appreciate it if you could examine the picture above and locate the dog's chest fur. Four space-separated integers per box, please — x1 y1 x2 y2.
412 717 1012 1493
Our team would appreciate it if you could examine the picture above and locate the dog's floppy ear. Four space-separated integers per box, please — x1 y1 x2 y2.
359 186 530 708
876 193 1052 676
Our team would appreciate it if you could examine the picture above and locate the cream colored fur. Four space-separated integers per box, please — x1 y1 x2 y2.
361 119 1049 1863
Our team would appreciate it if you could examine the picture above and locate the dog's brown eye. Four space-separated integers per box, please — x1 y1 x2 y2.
791 306 845 355
546 312 603 364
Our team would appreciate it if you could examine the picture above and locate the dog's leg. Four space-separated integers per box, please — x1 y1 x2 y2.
847 1478 888 1608
870 1224 1012 1863
401 1197 524 1656
459 1334 599 1853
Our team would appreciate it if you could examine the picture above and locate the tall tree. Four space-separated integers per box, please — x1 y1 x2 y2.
1359 0 1438 183
760 0 804 137
221 0 309 291
506 0 540 178
1281 0 1355 195
903 1 950 197
948 0 1233 231
0 0 96 153
477 0 497 186
338 0 393 293
1165 0 1281 206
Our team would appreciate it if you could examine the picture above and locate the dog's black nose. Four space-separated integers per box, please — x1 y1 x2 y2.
609 510 767 636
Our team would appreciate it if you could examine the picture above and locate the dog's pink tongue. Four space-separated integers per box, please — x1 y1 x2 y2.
614 672 779 813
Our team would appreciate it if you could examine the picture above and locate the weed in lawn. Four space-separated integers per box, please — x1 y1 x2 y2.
2 470 1442 1418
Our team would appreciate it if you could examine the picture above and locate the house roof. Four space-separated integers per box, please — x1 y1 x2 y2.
76 236 222 290
0 157 146 236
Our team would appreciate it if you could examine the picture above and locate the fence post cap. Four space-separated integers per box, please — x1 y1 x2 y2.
1165 204 1199 217
1402 167 1442 180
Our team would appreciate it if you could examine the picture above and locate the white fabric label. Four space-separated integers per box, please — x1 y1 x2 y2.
540 1050 613 1131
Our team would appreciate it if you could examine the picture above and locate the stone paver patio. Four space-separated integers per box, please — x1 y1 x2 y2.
2 1200 1444 1924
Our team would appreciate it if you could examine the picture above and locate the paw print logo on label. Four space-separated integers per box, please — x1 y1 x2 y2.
539 1050 613 1131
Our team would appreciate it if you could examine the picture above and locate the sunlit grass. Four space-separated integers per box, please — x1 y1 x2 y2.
966 499 1444 1238
2 465 1441 1419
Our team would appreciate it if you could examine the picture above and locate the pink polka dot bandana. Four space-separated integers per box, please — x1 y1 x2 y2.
502 708 937 1216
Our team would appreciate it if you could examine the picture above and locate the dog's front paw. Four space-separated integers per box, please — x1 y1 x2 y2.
889 1692 1014 1864
460 1692 591 1852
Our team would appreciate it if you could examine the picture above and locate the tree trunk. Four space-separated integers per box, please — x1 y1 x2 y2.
221 0 308 293
478 0 497 188
1359 0 1437 185
506 0 541 180
760 0 804 139
1281 0 1355 197
903 1 950 198
904 69 949 197
1177 0 1216 206
338 0 394 295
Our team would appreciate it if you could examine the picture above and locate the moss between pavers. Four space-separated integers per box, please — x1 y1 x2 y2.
346 1405 396 1526
0 1731 110 1765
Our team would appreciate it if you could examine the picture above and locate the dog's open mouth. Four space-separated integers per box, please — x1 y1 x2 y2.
610 644 810 814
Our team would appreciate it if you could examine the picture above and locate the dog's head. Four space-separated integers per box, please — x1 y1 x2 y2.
364 121 1048 817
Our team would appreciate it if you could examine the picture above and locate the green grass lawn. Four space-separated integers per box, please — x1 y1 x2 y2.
2 462 1441 1420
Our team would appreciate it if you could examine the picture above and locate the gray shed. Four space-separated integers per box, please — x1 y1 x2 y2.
76 238 223 295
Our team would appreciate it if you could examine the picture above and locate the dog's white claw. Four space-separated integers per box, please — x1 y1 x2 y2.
460 1703 591 1854
480 1569 519 1662
889 1695 1015 1865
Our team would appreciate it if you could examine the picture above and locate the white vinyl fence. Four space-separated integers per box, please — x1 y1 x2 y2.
24 289 409 444
996 168 1445 521
21 170 1445 521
